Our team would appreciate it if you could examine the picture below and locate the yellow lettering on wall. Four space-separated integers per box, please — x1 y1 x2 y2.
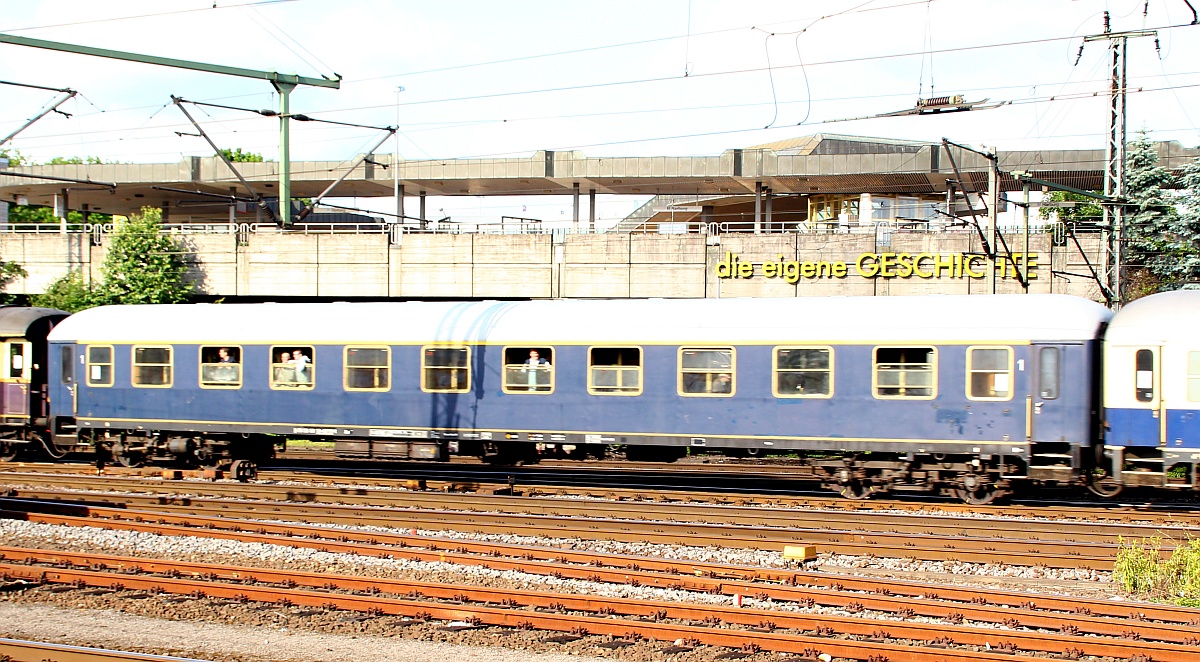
913 253 933 278
896 253 914 278
763 261 777 278
801 262 816 278
831 261 848 277
738 261 753 278
716 252 733 278
934 253 954 278
964 255 985 278
1026 252 1038 279
856 253 880 278
783 261 800 283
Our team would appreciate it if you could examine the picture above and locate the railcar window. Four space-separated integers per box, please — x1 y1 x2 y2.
679 348 734 396
967 347 1013 400
502 347 554 394
1188 351 1200 402
774 347 832 397
422 346 470 393
271 345 315 390
60 346 73 384
589 347 642 395
131 346 172 387
873 347 935 398
7 343 25 379
345 346 390 391
1135 349 1155 403
86 346 112 387
200 346 242 388
1038 347 1059 400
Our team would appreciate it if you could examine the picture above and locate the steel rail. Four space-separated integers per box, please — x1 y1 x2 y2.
4 546 1198 649
0 490 1150 568
7 463 1200 525
3 510 1199 633
0 638 208 662
5 558 1197 661
7 501 1200 630
8 474 1189 544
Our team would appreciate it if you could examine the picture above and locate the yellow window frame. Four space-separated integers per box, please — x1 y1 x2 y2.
872 345 938 400
131 345 174 389
199 345 243 390
344 345 391 392
501 346 555 395
677 346 735 398
772 346 834 399
270 345 315 391
965 345 1015 402
587 345 643 396
421 345 471 394
85 344 114 388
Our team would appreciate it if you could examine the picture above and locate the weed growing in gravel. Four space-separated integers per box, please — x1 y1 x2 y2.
1114 536 1200 605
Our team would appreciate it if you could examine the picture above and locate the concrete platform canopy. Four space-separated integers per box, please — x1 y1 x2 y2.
2 134 1197 222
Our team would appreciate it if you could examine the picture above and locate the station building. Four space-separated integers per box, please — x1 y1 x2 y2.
1 134 1196 303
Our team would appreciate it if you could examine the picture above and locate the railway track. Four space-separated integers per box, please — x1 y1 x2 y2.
7 460 1200 527
5 468 1200 661
3 544 1199 661
0 638 209 662
2 469 1197 568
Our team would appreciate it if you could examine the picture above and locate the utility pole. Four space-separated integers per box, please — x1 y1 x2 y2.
0 33 341 227
987 148 999 294
1080 12 1155 307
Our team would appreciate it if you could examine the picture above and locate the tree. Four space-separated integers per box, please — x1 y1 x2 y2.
1038 190 1104 226
29 272 98 313
1159 156 1200 289
46 156 105 165
0 148 28 166
1122 135 1180 300
99 207 193 305
219 148 264 163
0 260 27 304
5 206 112 225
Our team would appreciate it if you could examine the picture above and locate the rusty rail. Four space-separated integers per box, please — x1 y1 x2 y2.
4 549 1199 661
0 638 208 662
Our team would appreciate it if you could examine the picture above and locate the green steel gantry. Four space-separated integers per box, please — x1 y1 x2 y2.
0 32 341 225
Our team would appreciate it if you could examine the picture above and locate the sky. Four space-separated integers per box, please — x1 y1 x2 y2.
2 0 1199 225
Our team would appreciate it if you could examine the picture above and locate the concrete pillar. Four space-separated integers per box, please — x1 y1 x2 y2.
55 189 68 234
754 181 762 234
419 191 426 229
588 188 596 233
701 205 714 233
162 201 170 223
572 182 580 232
229 187 236 224
859 192 872 227
765 188 773 231
396 184 405 222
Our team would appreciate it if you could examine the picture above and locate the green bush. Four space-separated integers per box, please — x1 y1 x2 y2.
1114 536 1200 604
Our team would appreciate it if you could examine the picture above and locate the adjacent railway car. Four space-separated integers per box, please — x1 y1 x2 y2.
0 306 68 460
1103 290 1200 490
46 295 1114 502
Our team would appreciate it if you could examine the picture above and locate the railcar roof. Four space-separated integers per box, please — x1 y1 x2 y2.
0 306 67 337
1105 290 1200 344
49 295 1112 345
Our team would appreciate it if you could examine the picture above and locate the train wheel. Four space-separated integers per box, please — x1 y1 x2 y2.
112 449 144 468
1087 478 1123 498
954 485 997 505
0 441 18 462
838 480 874 500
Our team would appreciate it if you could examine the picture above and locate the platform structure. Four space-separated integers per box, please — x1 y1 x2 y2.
0 134 1191 302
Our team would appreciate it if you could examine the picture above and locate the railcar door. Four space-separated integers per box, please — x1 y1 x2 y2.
1028 342 1090 444
0 340 32 418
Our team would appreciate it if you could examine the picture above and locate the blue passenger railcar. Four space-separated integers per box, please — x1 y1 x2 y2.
46 295 1111 501
1103 290 1200 490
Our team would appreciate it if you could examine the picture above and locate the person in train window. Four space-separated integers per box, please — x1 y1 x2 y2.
712 373 732 394
523 349 550 390
292 350 311 384
215 347 238 382
275 351 295 385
